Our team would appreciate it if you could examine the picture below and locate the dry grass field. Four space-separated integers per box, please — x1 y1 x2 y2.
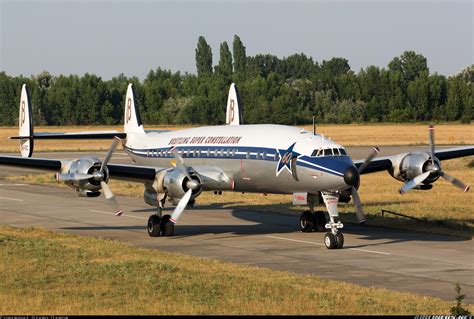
1 123 473 152
0 226 470 315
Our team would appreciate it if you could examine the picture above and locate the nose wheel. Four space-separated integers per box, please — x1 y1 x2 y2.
324 232 344 249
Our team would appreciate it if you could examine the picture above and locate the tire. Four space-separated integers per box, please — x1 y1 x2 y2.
161 215 174 237
314 211 327 232
300 211 315 232
147 215 161 237
335 232 344 249
324 232 337 249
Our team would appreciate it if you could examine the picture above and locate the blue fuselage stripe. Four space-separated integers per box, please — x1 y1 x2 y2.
124 145 352 177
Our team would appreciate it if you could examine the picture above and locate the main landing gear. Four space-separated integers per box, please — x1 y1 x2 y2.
147 214 175 237
299 192 345 250
299 210 327 232
147 195 175 237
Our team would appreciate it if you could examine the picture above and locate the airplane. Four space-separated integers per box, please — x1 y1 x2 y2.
0 82 473 249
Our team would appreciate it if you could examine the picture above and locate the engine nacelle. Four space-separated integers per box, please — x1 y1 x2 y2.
148 168 202 206
61 156 109 193
389 152 441 186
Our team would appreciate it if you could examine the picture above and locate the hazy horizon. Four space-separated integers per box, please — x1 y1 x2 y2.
1 0 472 80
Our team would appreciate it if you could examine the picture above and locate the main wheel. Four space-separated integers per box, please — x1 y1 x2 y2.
335 232 344 249
147 215 161 237
324 232 337 249
314 211 327 232
160 214 174 237
300 211 315 232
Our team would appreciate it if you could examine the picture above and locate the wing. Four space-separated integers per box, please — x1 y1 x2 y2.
354 146 474 175
0 155 160 183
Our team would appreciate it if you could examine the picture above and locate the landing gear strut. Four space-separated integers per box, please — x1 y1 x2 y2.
322 192 344 249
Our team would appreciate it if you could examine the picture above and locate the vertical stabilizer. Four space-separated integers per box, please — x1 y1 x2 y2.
124 83 145 134
226 83 243 125
19 84 34 157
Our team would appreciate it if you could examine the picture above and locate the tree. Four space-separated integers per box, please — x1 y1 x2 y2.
216 41 232 79
195 36 213 77
389 51 429 82
233 35 246 74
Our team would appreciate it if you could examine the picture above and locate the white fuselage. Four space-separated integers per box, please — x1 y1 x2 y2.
123 124 355 194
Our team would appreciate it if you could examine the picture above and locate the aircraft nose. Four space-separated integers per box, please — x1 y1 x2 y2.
344 166 359 187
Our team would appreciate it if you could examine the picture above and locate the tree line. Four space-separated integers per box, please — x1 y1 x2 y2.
0 35 472 126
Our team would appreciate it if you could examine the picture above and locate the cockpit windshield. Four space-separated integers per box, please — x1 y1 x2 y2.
311 148 348 157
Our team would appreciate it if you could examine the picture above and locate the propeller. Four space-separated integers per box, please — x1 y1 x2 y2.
169 189 192 224
350 146 379 223
399 171 431 194
98 137 123 215
290 157 299 181
163 148 201 225
350 187 366 223
399 126 470 194
57 137 123 216
357 147 380 174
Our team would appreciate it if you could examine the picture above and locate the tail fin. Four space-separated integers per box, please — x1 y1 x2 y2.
226 83 243 125
124 83 145 134
19 84 34 157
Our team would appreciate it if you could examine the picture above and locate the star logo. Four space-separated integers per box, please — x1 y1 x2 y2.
276 142 301 177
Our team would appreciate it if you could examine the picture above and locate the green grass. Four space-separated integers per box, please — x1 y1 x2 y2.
0 226 470 315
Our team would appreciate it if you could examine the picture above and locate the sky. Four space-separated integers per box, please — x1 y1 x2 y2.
1 0 472 80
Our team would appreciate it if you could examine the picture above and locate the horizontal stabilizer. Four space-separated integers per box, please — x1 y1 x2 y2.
10 131 127 140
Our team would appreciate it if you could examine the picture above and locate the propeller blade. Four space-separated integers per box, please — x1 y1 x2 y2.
351 186 366 223
439 171 470 192
428 125 435 166
100 181 123 216
399 171 431 194
100 137 121 172
169 189 192 224
358 147 380 174
291 157 299 181
56 172 93 182
171 148 193 181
